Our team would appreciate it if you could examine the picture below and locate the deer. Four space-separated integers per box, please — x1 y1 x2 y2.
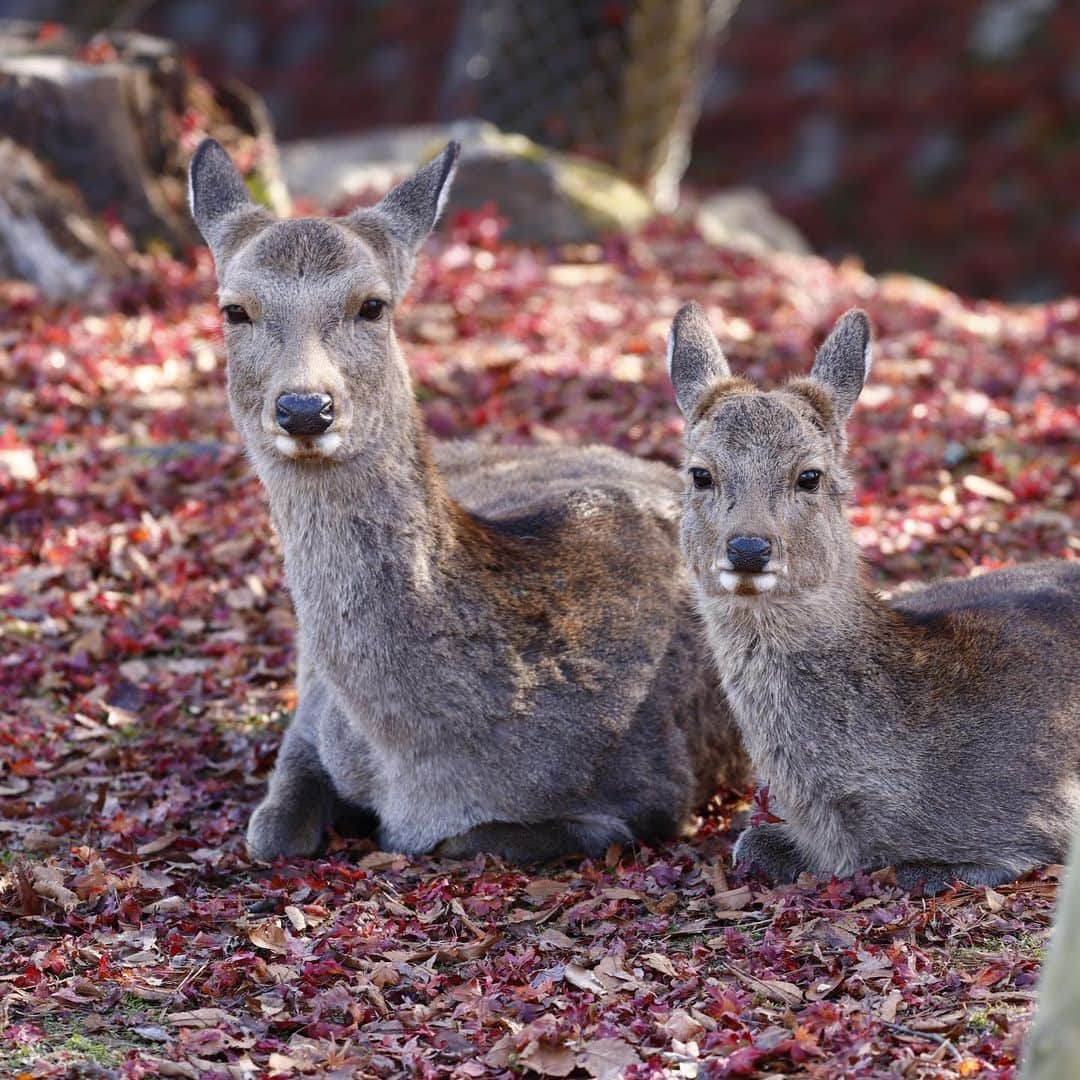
187 139 746 864
667 301 1080 893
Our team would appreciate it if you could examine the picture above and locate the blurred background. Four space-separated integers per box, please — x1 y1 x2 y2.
0 0 1077 301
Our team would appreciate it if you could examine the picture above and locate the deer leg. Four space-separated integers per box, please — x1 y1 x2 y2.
434 815 632 864
732 823 809 883
894 860 1021 895
246 722 335 861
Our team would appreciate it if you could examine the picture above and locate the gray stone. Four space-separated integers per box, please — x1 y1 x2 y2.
695 188 811 256
280 121 654 245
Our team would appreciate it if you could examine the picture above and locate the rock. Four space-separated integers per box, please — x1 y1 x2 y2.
281 121 654 245
0 138 122 300
695 188 811 256
0 20 288 250
280 122 479 209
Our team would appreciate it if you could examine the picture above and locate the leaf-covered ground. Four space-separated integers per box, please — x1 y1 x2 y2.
1 212 1077 1078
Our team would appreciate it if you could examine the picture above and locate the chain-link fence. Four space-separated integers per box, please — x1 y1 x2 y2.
1 0 735 208
439 0 737 207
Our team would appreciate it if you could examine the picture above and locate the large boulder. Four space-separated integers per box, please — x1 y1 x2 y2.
0 20 288 251
280 121 654 246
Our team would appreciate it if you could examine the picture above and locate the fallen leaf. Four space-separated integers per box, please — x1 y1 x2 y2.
577 1036 640 1079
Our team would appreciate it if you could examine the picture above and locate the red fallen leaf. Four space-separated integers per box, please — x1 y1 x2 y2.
0 159 1074 1080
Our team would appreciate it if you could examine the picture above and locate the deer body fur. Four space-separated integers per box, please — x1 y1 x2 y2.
668 302 1080 892
187 140 745 863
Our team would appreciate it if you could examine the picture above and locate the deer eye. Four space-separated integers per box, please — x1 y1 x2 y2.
356 298 386 322
222 304 250 325
797 469 822 492
689 467 713 490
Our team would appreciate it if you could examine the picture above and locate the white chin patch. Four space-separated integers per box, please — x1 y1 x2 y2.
719 571 778 595
315 432 342 455
274 434 302 458
273 433 342 459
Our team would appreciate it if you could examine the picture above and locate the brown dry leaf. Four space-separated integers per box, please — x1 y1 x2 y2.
645 892 679 915
525 878 568 900
248 919 288 955
641 951 678 978
563 962 607 995
701 861 730 894
601 886 641 901
661 1008 706 1042
169 1008 236 1028
518 1039 577 1077
906 1010 967 1033
137 831 180 856
70 626 106 659
283 905 307 931
267 1053 300 1074
484 1034 515 1069
577 1036 640 1079
144 896 186 914
358 851 407 871
984 887 1006 912
147 1061 200 1079
439 934 499 962
30 864 78 911
727 964 804 1007
594 955 642 992
805 972 844 1002
539 928 576 950
757 979 805 1007
713 885 753 911
879 989 903 1022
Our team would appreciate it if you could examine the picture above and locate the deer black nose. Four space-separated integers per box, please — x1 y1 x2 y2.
275 393 333 436
726 536 772 573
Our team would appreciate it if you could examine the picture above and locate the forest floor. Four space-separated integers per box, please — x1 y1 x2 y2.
0 207 1077 1078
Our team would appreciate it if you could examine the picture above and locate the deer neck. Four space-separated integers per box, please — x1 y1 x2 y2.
698 554 893 764
256 389 461 671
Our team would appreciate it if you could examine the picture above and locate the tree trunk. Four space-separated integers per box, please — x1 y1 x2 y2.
0 20 287 251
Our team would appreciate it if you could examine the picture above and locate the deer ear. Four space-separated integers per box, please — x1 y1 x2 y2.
810 309 872 422
667 302 731 419
375 141 460 251
188 139 262 255
347 141 459 296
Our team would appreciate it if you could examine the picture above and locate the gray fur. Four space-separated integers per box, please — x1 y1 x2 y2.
188 142 746 864
667 300 730 419
671 302 1080 893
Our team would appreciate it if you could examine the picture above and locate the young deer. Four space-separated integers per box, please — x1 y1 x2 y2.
187 140 746 863
668 302 1080 893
